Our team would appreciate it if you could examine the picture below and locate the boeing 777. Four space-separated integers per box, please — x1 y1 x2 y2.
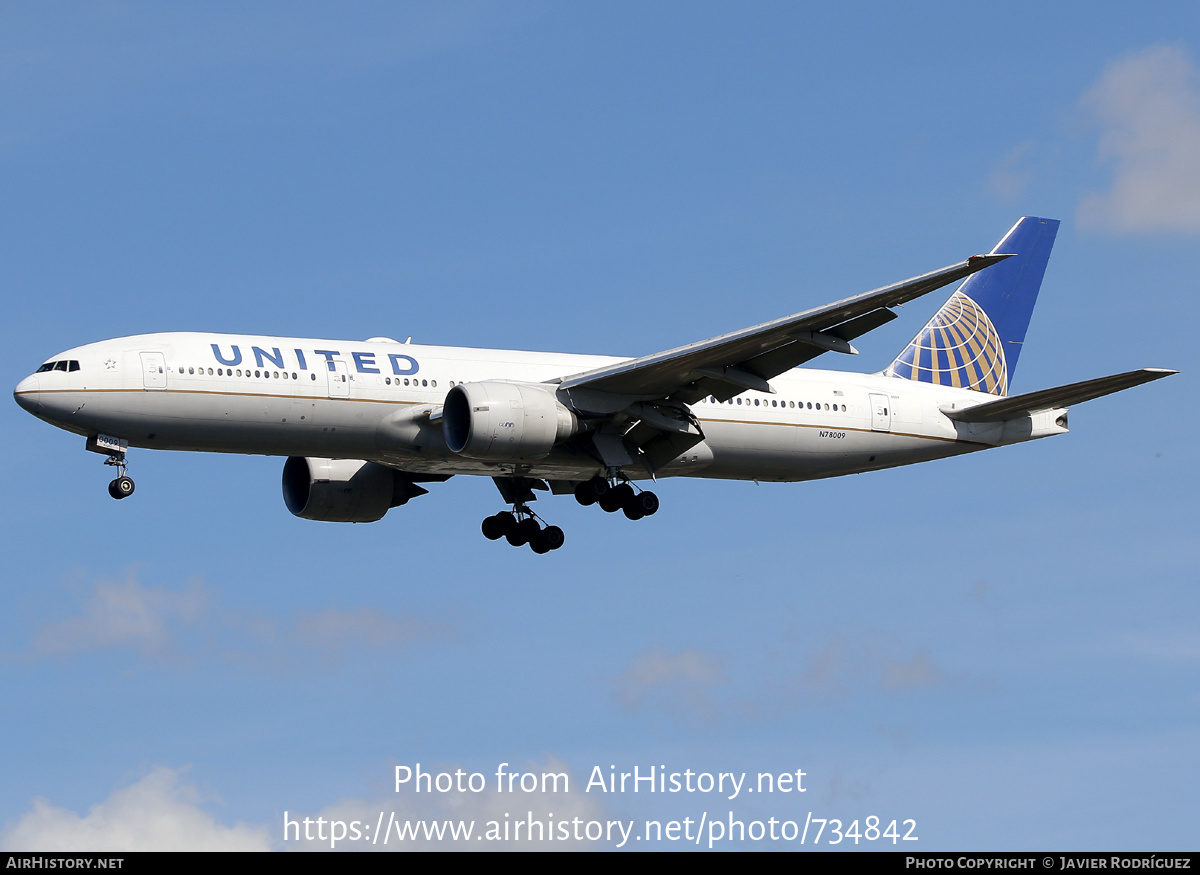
13 218 1175 553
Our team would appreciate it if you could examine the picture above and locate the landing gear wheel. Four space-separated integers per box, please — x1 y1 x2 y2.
542 525 565 551
482 511 516 540
573 480 597 506
530 525 565 554
599 482 633 513
574 477 609 507
108 476 135 500
633 490 659 517
506 517 541 547
600 477 638 511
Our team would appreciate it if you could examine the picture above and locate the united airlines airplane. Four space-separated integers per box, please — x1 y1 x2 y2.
14 218 1175 553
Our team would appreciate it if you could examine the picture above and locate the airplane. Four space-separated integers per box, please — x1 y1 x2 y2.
13 217 1176 554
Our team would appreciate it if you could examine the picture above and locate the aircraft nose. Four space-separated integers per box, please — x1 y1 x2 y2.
14 375 41 414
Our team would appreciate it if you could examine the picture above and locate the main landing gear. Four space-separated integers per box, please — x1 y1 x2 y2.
482 506 566 554
481 474 658 553
573 476 659 520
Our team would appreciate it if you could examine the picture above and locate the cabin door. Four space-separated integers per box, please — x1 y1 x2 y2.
869 393 891 432
140 352 167 389
326 359 350 398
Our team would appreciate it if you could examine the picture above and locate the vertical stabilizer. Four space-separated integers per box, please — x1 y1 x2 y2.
884 217 1059 395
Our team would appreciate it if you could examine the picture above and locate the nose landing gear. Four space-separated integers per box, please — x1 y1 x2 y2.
87 434 136 500
104 455 135 500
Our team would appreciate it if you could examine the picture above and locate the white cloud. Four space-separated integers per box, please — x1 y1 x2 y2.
880 649 942 690
1078 45 1200 234
1119 633 1200 661
0 768 271 852
0 4 541 148
988 141 1037 201
793 634 943 698
294 608 438 653
293 758 607 851
614 648 729 719
30 572 207 660
3 760 607 853
611 635 945 725
22 571 450 666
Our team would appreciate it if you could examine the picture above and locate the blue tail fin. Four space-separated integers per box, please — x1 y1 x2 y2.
884 217 1059 396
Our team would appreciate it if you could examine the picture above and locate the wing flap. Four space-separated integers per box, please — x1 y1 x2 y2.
941 368 1177 422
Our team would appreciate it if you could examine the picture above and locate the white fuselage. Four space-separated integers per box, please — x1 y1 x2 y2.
14 332 1066 483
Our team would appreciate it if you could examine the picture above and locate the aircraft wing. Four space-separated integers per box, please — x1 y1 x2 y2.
557 253 1012 408
940 368 1178 423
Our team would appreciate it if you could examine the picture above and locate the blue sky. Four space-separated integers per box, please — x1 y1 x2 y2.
2 2 1197 851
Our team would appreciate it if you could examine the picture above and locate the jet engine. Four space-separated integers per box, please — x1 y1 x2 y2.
443 381 579 461
282 457 427 522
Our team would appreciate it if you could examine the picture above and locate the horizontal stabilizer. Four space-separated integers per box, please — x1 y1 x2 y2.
941 368 1177 422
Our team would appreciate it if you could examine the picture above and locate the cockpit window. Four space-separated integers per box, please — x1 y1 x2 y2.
34 360 80 373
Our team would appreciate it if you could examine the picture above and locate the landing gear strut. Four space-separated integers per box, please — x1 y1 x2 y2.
104 455 135 500
574 476 658 520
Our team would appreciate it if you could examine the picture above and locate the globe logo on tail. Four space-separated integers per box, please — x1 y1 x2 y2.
885 291 1009 396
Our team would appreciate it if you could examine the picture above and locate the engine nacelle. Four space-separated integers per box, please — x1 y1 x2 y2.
443 381 578 461
282 457 423 522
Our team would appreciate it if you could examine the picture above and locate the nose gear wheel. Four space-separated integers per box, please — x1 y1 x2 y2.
103 452 135 500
